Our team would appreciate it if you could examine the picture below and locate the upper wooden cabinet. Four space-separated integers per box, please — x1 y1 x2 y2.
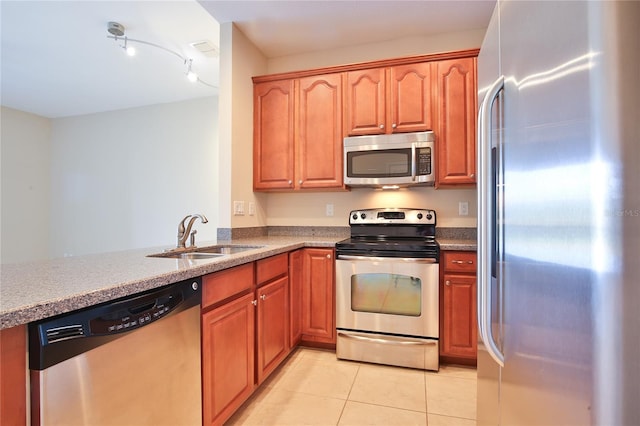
253 49 479 191
253 80 295 190
297 74 344 189
345 63 433 136
435 57 477 186
253 74 344 191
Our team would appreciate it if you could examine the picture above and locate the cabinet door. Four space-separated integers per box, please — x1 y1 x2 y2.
202 293 256 426
297 74 344 188
389 62 433 133
254 80 295 190
441 273 477 358
1 325 26 426
345 68 386 135
301 248 335 344
256 276 290 384
435 57 477 186
289 250 303 348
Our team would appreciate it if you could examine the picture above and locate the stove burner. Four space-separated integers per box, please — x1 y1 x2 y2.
336 208 439 261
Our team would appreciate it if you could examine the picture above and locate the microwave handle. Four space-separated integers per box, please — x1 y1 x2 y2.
411 143 417 181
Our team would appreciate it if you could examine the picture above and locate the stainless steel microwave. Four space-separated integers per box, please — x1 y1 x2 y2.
343 131 435 187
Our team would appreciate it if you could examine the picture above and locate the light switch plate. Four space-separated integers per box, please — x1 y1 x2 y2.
326 203 334 217
248 202 256 216
234 201 245 216
459 201 469 216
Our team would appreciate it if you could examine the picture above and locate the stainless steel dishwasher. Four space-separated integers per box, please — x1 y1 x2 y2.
29 277 202 425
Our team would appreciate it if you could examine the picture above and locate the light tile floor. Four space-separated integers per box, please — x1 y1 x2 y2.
226 347 477 425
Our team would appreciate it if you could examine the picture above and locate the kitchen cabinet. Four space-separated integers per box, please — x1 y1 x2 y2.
300 248 336 345
253 80 295 190
440 251 478 363
288 250 303 348
201 254 291 425
434 57 477 186
202 264 256 426
296 73 344 189
253 74 344 191
345 62 433 135
255 254 290 384
0 325 27 425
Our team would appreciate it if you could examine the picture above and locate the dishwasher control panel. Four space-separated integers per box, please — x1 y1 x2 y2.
89 292 182 335
29 277 201 371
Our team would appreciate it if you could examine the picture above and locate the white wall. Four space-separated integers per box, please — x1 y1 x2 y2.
219 23 268 230
228 28 484 228
49 97 218 258
1 107 51 263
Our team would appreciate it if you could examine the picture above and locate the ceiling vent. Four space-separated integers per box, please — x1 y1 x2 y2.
190 40 219 58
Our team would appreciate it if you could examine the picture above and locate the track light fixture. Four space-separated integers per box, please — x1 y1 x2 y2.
106 21 216 88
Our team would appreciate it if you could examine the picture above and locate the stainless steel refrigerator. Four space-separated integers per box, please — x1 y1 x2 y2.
476 1 640 424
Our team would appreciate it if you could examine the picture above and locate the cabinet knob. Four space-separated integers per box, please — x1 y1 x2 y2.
445 280 451 286
470 173 475 178
288 180 293 185
260 294 266 301
251 300 257 306
392 123 397 129
326 254 331 259
379 124 384 129
299 180 303 185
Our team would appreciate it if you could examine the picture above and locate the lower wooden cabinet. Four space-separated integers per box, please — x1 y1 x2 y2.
256 275 289 384
201 249 336 424
0 325 27 426
300 248 336 345
288 250 303 348
202 254 290 426
440 251 478 363
202 292 256 426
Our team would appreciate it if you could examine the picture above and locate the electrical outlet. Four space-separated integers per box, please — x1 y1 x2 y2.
459 201 469 216
326 203 334 217
233 201 245 216
248 202 256 216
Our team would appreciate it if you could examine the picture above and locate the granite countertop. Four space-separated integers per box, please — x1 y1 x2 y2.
438 238 477 251
0 236 340 330
1 232 477 330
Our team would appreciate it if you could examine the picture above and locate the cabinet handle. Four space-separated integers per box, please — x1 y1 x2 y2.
299 180 303 185
470 173 475 178
326 254 331 259
392 123 397 129
451 260 474 264
260 294 266 301
379 124 384 129
288 180 292 185
251 300 257 306
445 280 451 286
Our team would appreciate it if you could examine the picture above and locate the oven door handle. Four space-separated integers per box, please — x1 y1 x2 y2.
336 255 437 263
338 331 437 346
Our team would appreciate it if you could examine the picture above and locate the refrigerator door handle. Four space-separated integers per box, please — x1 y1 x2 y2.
477 75 505 367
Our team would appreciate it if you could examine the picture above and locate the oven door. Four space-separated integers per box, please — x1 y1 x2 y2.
335 255 439 338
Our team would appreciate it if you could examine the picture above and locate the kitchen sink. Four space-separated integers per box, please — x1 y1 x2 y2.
147 244 265 259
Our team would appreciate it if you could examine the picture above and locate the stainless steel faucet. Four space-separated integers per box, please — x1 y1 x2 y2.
177 214 208 249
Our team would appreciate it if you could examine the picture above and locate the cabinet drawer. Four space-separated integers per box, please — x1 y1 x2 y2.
442 251 477 273
256 253 288 285
202 263 255 309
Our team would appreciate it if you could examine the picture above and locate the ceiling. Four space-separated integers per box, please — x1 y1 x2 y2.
0 0 495 119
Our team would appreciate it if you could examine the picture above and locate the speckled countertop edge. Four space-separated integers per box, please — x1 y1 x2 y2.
0 236 339 330
1 233 477 330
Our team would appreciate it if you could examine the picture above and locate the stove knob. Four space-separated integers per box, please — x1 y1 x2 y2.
360 213 367 219
426 213 433 220
417 213 423 220
352 213 358 220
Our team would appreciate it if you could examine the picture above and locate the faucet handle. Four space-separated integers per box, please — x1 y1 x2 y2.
189 230 198 247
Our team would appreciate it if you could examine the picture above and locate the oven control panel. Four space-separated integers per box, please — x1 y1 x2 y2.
349 208 436 225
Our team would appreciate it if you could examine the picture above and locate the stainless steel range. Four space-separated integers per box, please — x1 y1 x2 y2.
335 207 440 371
